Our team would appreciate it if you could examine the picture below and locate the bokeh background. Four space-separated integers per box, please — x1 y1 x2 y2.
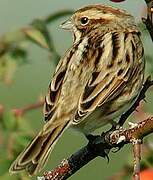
0 0 153 180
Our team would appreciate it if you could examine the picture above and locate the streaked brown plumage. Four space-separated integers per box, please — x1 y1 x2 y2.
9 4 145 175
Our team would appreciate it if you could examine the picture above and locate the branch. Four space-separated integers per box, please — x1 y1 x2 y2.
37 77 153 180
132 140 141 180
12 99 44 118
0 104 4 118
38 117 153 180
142 0 153 41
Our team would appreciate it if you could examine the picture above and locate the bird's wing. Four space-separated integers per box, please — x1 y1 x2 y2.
43 50 72 122
73 72 128 123
73 32 143 123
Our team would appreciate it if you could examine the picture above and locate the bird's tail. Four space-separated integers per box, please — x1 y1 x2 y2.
9 121 70 176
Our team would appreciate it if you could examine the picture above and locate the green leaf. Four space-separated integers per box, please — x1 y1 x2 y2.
9 46 27 60
0 54 17 84
16 116 33 132
23 18 54 52
31 19 54 50
0 173 19 180
0 159 12 176
23 26 50 50
14 133 32 148
2 111 17 130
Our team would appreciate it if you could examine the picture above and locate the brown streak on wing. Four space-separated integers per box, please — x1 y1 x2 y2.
94 47 104 67
73 31 140 124
112 32 120 59
97 79 126 106
74 77 126 123
43 46 76 122
53 70 66 91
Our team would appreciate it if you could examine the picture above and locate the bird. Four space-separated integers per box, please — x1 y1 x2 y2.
9 4 145 175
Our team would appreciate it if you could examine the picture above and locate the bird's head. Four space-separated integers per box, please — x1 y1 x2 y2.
60 4 136 43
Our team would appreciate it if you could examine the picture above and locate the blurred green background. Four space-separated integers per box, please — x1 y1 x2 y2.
0 0 153 180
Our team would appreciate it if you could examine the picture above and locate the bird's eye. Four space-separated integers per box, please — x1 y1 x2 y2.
80 17 89 25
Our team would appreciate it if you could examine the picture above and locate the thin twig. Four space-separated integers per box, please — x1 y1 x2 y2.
38 117 153 180
37 77 153 180
132 140 142 180
0 104 4 118
38 77 153 180
12 100 44 118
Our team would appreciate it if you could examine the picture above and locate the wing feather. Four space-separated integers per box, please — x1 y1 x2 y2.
74 31 141 123
43 49 74 122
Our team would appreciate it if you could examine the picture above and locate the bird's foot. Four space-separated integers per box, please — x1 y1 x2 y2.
86 134 102 145
112 143 124 153
85 134 110 159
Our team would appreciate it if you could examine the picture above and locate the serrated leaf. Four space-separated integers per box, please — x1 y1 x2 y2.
23 26 50 50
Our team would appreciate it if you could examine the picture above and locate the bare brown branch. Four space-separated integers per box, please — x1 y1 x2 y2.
12 99 44 118
132 140 141 180
36 76 153 180
38 117 153 180
0 104 4 118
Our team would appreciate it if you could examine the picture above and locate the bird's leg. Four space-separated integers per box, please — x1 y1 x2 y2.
85 134 110 160
85 77 153 155
85 134 100 143
86 78 153 146
109 120 120 131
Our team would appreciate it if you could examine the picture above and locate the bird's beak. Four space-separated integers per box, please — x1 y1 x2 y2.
60 19 73 30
